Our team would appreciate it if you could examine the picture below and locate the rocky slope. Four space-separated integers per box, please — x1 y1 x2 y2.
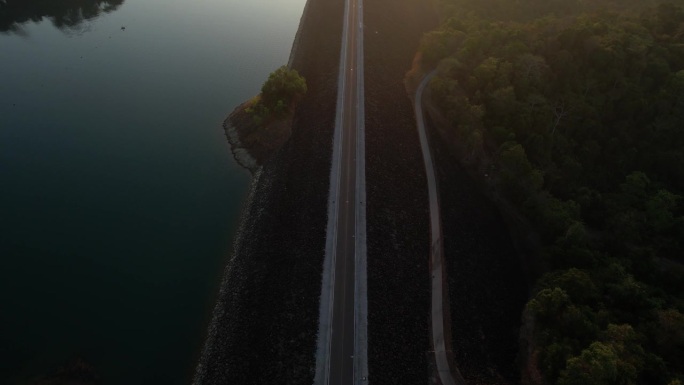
362 0 437 382
193 0 342 381
196 0 530 382
224 99 293 173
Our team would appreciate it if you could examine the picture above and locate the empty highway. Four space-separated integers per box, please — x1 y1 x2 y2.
314 0 367 382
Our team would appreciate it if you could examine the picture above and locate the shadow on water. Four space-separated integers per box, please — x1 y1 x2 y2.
0 0 124 34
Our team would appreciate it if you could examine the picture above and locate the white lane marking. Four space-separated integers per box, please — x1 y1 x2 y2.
314 0 354 381
353 0 368 381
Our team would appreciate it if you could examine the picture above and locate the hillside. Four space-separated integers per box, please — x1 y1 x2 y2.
420 0 684 384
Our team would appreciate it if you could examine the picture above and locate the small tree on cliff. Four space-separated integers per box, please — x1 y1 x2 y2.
249 66 307 123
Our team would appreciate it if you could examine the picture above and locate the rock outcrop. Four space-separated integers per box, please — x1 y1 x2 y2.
224 99 293 174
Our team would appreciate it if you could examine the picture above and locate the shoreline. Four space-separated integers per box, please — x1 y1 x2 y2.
192 166 264 382
224 0 316 173
196 0 531 382
224 112 259 173
192 0 343 381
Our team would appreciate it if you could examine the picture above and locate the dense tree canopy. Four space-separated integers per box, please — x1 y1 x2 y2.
0 0 124 33
422 0 684 383
247 66 307 125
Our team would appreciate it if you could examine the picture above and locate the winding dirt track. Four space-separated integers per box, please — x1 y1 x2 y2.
415 72 465 385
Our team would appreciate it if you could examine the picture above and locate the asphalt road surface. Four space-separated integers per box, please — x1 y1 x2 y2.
315 0 367 381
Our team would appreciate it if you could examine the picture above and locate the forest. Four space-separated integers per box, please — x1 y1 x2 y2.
0 0 124 33
420 0 684 383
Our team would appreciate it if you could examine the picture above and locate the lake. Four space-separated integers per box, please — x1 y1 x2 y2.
0 0 305 383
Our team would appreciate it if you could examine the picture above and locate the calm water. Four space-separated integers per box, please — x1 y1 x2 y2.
0 0 305 383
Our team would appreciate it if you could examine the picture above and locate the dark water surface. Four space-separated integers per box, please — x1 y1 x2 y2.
0 0 305 383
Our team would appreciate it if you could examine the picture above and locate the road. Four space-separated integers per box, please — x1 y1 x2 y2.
314 0 367 381
414 72 465 385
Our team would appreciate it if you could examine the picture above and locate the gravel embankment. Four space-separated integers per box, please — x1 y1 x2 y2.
193 0 342 382
196 0 529 382
363 0 528 382
362 0 437 382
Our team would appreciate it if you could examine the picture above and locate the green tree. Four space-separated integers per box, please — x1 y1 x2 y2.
558 342 620 385
260 66 307 113
527 287 571 322
424 4 684 383
645 189 680 233
498 143 544 204
249 66 307 123
536 268 597 303
654 309 684 364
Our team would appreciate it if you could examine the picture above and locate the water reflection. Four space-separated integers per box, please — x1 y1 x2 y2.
0 0 125 34
0 0 307 382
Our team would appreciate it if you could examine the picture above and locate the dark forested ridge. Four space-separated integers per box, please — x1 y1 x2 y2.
0 0 124 33
420 0 684 384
